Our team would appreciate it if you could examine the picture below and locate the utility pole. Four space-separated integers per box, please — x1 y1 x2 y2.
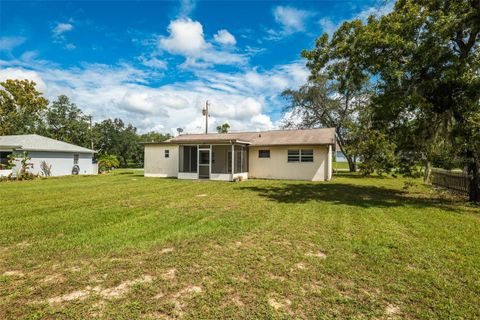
202 100 209 134
89 115 94 150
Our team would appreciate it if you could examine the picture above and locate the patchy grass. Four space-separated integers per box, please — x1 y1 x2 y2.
1 171 479 319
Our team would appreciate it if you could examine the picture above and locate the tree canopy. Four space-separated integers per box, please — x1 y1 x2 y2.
216 123 230 133
0 79 49 135
298 0 480 201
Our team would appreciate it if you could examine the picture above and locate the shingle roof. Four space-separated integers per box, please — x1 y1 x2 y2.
161 128 336 146
0 134 95 153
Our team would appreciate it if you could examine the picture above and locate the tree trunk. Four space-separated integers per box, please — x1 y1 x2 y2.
348 158 357 172
423 160 431 183
468 159 480 202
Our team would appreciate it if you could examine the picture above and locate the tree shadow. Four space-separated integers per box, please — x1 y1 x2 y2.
240 182 465 211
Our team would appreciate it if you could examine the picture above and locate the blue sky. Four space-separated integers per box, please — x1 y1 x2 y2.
0 0 392 134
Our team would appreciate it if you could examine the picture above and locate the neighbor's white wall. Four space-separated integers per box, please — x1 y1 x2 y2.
144 144 178 177
248 146 330 181
11 151 94 176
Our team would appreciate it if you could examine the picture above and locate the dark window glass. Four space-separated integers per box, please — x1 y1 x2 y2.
288 150 300 162
165 150 170 158
301 149 313 162
74 154 79 164
258 150 270 158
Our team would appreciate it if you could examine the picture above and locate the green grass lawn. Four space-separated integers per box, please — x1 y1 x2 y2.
333 162 350 170
1 171 479 319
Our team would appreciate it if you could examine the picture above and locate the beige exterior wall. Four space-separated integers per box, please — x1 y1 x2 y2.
248 145 331 181
144 144 178 177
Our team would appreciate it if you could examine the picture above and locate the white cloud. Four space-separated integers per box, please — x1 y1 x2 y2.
52 22 73 39
64 43 76 50
158 18 246 67
139 56 167 69
0 55 309 134
268 6 311 39
178 0 196 18
274 6 308 33
214 29 236 46
160 19 207 54
0 36 26 52
318 18 337 36
357 1 394 21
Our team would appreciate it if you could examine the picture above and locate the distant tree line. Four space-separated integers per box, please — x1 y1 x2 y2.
0 79 171 167
283 0 480 201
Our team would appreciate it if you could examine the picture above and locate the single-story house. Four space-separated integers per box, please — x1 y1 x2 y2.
0 134 96 177
143 128 335 181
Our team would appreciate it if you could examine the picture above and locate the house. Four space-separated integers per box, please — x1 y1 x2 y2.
143 128 335 181
0 134 96 177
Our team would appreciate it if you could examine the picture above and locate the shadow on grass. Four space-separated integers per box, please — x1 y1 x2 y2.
241 182 463 211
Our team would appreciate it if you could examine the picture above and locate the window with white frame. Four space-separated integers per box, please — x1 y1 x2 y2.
164 149 169 158
288 149 314 162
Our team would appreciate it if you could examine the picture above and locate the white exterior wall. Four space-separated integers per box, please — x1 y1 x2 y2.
248 145 331 181
11 151 94 176
144 144 178 177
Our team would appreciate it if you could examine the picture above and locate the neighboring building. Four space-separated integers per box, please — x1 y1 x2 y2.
0 134 96 177
143 128 335 181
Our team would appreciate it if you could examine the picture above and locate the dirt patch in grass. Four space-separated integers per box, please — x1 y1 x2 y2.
48 289 91 304
293 262 307 270
98 274 155 299
162 268 176 280
42 274 66 283
47 274 155 305
161 247 174 254
3 270 24 277
168 285 204 317
385 304 400 316
305 251 327 259
268 296 292 311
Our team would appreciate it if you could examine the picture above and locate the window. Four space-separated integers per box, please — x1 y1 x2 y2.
73 154 79 164
301 149 314 162
0 152 12 165
258 150 270 158
164 150 169 158
288 149 314 163
288 150 300 162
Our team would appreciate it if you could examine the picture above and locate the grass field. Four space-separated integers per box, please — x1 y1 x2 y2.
1 171 479 319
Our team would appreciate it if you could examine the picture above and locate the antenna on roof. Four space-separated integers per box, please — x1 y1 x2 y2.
202 100 209 134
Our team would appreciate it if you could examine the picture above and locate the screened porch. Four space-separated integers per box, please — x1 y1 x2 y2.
178 144 248 181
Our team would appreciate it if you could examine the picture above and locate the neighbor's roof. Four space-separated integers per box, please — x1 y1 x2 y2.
147 128 336 146
0 134 96 153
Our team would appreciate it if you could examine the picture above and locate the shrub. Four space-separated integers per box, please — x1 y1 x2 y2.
98 154 120 173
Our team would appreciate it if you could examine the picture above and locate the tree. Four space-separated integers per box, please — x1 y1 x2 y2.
43 95 91 147
216 123 230 133
357 0 480 201
352 129 397 176
0 79 48 135
287 21 372 172
93 118 141 167
303 0 480 201
139 131 172 143
282 77 368 172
